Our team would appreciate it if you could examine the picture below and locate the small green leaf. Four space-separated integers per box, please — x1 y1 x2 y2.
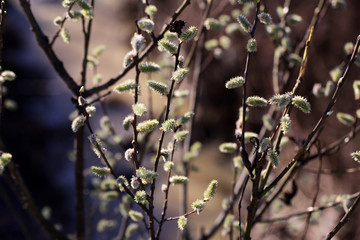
1 70 16 82
124 148 135 162
132 103 147 116
172 68 189 82
246 96 267 107
351 151 360 163
62 0 75 8
114 79 136 93
116 176 129 188
292 96 311 114
60 27 71 43
336 112 355 126
137 18 154 33
96 219 117 233
77 0 92 11
191 199 205 214
123 115 134 131
288 53 302 65
136 119 159 133
91 166 110 177
178 216 187 231
174 130 189 141
139 62 161 73
219 142 237 154
131 33 145 54
257 12 272 24
286 14 302 25
101 191 119 200
169 175 189 184
203 180 218 201
136 167 158 184
128 210 144 222
204 18 223 30
330 65 343 82
179 26 198 42
280 114 291 134
92 44 106 57
205 39 219 50
331 0 347 9
53 16 62 26
353 80 360 100
123 51 135 68
158 39 178 55
163 161 174 172
219 36 231 49
71 115 86 132
145 5 157 19
225 23 240 35
244 132 258 143
176 112 194 126
134 190 147 205
225 76 245 89
0 153 12 166
86 105 96 117
259 137 271 153
161 119 175 132
268 150 280 168
236 14 252 33
147 80 168 95
246 38 257 52
164 31 178 41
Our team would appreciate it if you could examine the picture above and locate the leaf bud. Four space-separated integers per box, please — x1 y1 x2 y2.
178 216 188 231
203 180 218 201
136 119 159 133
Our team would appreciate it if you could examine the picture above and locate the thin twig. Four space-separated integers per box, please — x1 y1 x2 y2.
179 2 213 238
259 191 360 223
7 163 69 240
165 209 199 221
149 41 183 240
262 34 360 197
325 193 360 239
83 0 191 98
306 124 360 162
303 167 360 175
301 142 322 240
0 178 32 240
240 2 264 239
254 165 298 223
80 0 95 87
74 125 85 240
0 0 6 67
131 53 141 170
50 2 76 46
155 137 178 239
18 0 79 94
116 213 130 240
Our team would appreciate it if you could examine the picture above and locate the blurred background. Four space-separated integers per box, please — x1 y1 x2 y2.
1 0 360 239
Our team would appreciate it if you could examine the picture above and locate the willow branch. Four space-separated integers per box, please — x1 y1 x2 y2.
83 0 191 97
261 30 359 198
18 0 79 94
7 163 69 240
80 0 94 87
74 125 85 240
259 191 360 223
325 193 360 240
301 142 322 240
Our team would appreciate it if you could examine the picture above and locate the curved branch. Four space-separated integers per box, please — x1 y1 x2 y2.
18 0 79 95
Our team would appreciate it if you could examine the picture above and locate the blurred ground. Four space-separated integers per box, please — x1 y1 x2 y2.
2 0 360 239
